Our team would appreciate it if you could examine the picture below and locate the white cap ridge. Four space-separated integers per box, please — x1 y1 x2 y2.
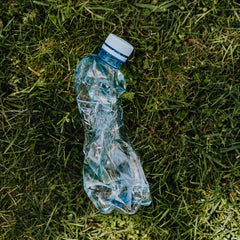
101 33 134 62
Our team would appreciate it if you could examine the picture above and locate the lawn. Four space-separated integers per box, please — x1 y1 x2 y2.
1 0 240 239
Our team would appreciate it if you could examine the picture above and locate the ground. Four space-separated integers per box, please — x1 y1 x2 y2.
0 0 240 239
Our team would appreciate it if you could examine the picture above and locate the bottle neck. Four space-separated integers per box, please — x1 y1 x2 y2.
97 49 123 69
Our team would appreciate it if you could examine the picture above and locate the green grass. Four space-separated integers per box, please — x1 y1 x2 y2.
1 0 240 239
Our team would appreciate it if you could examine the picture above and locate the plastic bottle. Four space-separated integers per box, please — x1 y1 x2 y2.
74 33 151 214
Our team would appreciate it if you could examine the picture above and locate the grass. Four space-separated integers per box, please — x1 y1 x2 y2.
0 0 240 239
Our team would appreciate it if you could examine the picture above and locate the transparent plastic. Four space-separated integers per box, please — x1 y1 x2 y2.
74 47 151 214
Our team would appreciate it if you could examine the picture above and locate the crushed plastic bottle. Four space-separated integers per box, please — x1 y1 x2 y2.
74 33 151 214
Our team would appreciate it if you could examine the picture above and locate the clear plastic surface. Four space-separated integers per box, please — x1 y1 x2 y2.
74 49 151 214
